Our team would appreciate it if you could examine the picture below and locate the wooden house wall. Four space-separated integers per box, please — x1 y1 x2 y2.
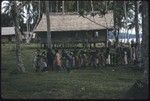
37 29 107 48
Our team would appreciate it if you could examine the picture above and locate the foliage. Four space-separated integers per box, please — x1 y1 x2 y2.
1 13 14 27
2 1 42 32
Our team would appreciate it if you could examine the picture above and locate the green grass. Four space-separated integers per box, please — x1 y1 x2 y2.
1 43 143 99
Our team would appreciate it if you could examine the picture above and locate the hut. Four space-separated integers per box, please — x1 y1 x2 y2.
34 12 114 49
1 27 15 43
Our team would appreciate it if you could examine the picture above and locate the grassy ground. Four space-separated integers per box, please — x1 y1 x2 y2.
1 44 143 99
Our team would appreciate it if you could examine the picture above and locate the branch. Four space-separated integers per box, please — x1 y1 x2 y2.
31 1 42 33
81 15 108 29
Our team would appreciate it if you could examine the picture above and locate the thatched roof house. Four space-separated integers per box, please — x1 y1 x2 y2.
1 27 15 43
34 12 114 48
34 12 114 32
1 27 15 36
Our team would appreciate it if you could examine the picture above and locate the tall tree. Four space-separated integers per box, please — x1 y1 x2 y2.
62 1 64 14
77 1 79 13
135 1 140 43
11 1 26 72
141 1 149 84
2 1 43 72
26 3 31 44
45 1 52 49
134 1 140 61
24 1 43 44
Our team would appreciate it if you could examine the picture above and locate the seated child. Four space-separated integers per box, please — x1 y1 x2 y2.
40 57 48 72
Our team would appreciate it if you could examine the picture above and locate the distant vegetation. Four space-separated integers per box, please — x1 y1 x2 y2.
107 32 142 39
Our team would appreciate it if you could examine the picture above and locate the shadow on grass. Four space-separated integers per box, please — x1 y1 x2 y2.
123 80 148 99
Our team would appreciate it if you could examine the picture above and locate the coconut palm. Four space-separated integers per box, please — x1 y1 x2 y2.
22 1 43 44
10 1 26 72
1 1 42 72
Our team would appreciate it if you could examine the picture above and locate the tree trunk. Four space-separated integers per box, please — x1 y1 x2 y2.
15 27 25 72
12 1 25 72
135 1 140 61
124 1 128 43
127 28 129 43
32 1 42 32
62 1 64 14
135 1 139 43
91 0 94 12
26 12 30 44
56 1 58 12
77 1 79 13
142 1 149 84
45 1 52 49
26 4 32 44
113 1 118 47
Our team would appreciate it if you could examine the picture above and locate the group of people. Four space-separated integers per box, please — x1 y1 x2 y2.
106 40 141 65
33 40 140 72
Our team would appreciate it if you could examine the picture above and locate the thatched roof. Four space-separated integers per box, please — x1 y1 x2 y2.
1 27 15 36
34 12 114 32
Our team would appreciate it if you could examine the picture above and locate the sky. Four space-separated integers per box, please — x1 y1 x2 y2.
1 1 142 34
1 1 9 13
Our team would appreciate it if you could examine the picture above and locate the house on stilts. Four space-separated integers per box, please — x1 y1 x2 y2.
34 11 114 49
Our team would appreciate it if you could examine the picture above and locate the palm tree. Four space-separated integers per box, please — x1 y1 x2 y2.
2 1 42 72
135 1 140 43
134 1 140 61
24 1 43 44
25 2 31 44
11 1 26 72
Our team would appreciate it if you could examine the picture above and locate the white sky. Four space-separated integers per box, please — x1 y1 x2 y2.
120 27 142 34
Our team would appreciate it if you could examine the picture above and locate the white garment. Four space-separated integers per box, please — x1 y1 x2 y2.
131 47 136 61
40 59 47 69
72 57 75 67
43 62 47 67
107 54 111 64
106 54 110 64
124 52 128 64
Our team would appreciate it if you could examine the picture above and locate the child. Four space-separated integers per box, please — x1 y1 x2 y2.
54 50 62 71
35 54 41 72
40 57 48 72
